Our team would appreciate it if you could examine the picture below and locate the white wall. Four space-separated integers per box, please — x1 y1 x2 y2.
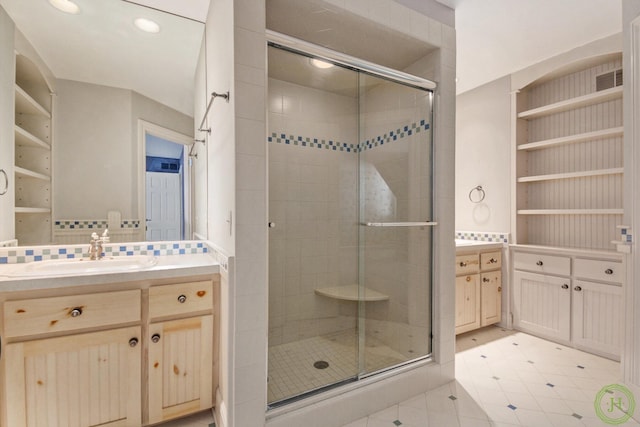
54 80 192 220
455 76 511 233
0 6 15 242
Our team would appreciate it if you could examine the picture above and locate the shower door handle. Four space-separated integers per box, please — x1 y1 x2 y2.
362 221 438 227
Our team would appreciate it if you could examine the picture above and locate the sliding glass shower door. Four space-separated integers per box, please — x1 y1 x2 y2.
267 43 434 406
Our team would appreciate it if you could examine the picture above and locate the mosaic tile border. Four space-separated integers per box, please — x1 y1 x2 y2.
54 220 141 230
619 226 633 243
455 231 509 244
268 120 430 153
0 241 207 264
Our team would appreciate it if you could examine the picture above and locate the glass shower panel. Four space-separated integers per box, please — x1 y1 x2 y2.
358 73 433 376
267 46 360 405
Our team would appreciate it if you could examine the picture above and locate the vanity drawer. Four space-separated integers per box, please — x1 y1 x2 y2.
456 254 479 276
574 258 623 283
480 251 502 271
513 252 570 276
4 289 141 339
148 280 213 320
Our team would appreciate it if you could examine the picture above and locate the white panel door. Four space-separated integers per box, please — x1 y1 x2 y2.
513 271 571 341
572 280 623 358
146 172 181 241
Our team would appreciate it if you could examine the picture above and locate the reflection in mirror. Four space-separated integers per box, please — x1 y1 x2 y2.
0 0 205 246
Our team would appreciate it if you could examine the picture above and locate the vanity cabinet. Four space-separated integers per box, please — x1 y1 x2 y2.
512 249 623 359
0 276 218 427
455 248 503 335
147 281 214 424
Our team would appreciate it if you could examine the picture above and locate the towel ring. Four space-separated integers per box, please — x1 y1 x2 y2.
0 169 8 196
469 185 485 203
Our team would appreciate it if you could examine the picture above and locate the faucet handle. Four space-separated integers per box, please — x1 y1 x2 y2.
101 228 110 243
91 232 99 240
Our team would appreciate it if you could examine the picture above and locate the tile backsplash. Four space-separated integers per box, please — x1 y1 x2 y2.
455 231 509 244
0 241 208 264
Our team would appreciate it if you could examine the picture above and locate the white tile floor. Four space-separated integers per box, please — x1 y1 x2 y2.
343 326 639 426
162 326 638 427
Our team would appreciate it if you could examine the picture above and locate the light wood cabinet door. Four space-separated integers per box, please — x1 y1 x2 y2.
3 326 142 427
480 271 502 327
513 271 570 341
572 280 623 358
455 274 480 334
148 315 213 424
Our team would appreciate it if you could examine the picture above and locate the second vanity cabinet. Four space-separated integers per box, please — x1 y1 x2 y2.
512 247 623 359
455 246 503 334
0 276 218 427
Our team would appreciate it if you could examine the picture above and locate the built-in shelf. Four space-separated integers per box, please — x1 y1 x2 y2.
14 125 50 150
517 168 624 183
517 86 623 120
518 209 624 215
14 166 50 181
517 127 624 151
15 207 51 214
14 85 50 118
314 284 389 302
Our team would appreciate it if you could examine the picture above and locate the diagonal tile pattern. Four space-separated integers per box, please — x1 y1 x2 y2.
343 326 640 427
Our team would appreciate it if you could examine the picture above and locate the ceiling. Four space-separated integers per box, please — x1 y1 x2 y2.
0 0 205 116
442 0 623 94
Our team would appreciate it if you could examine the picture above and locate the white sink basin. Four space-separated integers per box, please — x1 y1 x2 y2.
0 255 158 278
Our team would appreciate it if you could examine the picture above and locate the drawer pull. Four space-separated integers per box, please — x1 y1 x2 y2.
70 308 83 317
459 262 467 267
466 276 471 282
489 258 498 264
605 269 614 275
129 338 139 347
574 286 582 292
482 277 490 283
561 284 569 289
177 294 187 303
536 261 543 266
151 333 161 343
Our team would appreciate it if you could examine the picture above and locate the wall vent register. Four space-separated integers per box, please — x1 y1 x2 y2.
596 68 623 92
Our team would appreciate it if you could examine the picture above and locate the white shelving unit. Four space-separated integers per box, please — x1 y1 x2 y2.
14 54 53 245
513 54 624 251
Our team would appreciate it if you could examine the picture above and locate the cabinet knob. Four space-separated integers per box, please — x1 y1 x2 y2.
466 276 471 282
574 286 582 292
129 338 139 347
151 333 161 343
536 260 543 266
459 262 468 267
177 294 187 303
561 284 569 289
489 258 498 264
605 269 614 275
268 222 276 228
482 277 490 283
70 307 83 317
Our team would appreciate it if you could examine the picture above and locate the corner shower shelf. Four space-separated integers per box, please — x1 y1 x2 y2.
314 284 389 302
517 127 624 151
517 86 623 119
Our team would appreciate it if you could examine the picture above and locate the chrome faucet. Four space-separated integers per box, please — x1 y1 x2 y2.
88 229 109 260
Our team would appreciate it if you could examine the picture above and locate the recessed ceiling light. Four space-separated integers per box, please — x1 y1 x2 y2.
134 18 160 34
48 0 80 15
310 58 334 69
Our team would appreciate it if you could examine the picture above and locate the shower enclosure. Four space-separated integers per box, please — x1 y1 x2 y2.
267 36 435 406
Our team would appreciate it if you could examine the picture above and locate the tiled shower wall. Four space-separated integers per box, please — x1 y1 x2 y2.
268 72 433 350
268 77 359 346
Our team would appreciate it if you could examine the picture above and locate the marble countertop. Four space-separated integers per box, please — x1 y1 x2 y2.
0 253 219 292
455 239 504 252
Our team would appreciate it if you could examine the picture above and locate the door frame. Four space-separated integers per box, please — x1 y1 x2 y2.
137 119 193 240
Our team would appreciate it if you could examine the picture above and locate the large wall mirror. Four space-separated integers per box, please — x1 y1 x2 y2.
0 0 206 246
